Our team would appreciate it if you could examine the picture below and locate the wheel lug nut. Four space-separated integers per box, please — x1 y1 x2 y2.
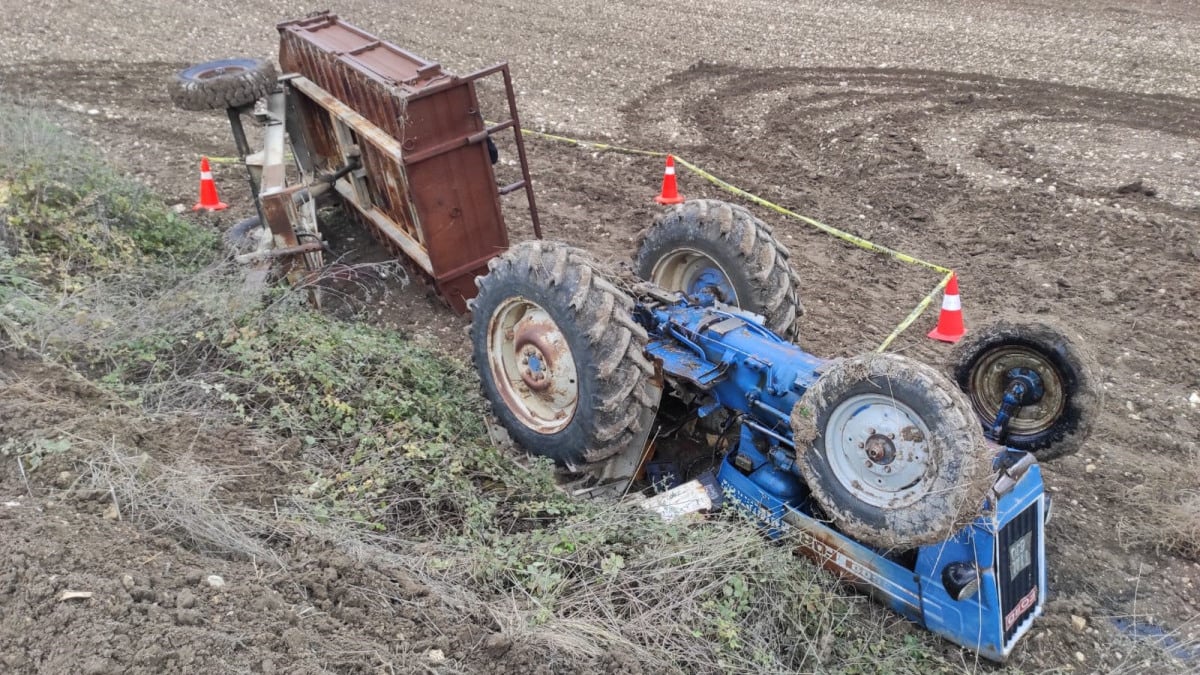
888 433 895 439
868 428 875 435
858 442 865 449
865 460 873 468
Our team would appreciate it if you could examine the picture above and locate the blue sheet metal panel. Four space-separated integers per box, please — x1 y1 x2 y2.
718 446 1047 661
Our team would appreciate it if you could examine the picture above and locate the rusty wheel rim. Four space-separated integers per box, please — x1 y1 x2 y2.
487 296 579 433
968 346 1065 436
649 248 739 304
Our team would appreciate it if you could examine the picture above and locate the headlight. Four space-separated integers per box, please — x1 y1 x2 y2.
942 562 980 601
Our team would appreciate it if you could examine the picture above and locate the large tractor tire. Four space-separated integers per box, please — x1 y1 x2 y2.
635 199 803 341
471 241 660 468
169 58 277 111
950 319 1099 460
791 353 993 548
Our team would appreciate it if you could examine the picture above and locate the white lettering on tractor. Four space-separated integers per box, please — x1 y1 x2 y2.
1005 586 1038 631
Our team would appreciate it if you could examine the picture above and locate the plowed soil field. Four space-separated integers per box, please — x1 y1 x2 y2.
2 1 1198 672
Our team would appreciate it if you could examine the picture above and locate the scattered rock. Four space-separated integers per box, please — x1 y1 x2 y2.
102 503 120 521
484 633 512 657
1074 651 1086 663
426 649 446 664
205 574 226 589
176 588 196 609
59 590 94 601
1117 180 1145 194
1085 463 1096 474
120 574 135 591
1189 391 1200 409
174 609 203 626
1071 614 1087 631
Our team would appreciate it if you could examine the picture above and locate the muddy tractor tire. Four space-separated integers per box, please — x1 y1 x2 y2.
471 241 660 468
951 319 1100 460
635 199 803 341
169 58 277 111
790 353 993 548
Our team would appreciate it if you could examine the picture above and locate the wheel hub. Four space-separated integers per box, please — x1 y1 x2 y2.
487 297 579 433
516 325 556 392
863 434 896 464
826 394 934 509
650 248 738 305
968 347 1065 436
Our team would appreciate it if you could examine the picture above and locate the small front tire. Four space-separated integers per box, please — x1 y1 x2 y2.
950 319 1099 460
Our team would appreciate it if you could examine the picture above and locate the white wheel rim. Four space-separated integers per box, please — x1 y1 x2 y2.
649 248 739 304
487 296 579 433
825 393 935 509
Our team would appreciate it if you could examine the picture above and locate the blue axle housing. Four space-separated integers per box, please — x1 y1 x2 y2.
636 294 1047 661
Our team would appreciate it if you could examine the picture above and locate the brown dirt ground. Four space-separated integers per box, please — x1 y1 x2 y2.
2 0 1199 673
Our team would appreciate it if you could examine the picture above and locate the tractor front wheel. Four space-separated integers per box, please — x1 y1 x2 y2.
471 241 660 468
950 319 1099 460
791 353 993 548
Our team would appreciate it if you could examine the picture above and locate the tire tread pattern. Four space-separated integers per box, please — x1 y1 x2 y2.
636 199 803 341
472 241 656 466
169 58 278 112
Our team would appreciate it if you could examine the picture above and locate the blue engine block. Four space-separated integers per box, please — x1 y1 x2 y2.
635 293 1048 661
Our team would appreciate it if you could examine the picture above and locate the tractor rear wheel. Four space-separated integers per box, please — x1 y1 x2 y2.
791 353 992 548
471 241 660 468
169 58 277 111
635 199 803 341
951 319 1099 460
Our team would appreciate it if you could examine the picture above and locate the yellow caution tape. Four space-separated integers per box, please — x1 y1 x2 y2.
875 271 954 353
516 128 954 351
204 124 953 350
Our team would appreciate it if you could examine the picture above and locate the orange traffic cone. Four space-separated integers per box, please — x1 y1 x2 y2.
928 273 966 343
193 156 228 212
655 154 686 205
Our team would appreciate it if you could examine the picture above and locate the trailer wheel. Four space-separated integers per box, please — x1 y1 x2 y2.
635 199 803 341
471 241 660 467
791 353 992 548
169 58 277 111
951 319 1099 460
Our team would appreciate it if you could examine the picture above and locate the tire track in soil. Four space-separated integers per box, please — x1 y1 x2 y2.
622 63 1200 668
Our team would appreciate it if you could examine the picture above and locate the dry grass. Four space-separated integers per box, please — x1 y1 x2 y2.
85 442 287 567
1117 454 1200 562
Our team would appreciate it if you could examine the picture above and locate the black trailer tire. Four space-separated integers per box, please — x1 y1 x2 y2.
951 319 1099 460
791 353 992 548
471 241 659 467
635 199 803 341
169 58 277 112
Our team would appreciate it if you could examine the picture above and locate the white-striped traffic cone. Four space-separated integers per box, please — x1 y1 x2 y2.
654 154 685 205
928 273 966 343
192 156 228 212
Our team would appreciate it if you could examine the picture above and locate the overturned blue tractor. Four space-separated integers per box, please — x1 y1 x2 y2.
469 199 1098 661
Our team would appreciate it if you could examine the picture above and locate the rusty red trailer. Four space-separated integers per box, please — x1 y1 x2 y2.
225 12 540 312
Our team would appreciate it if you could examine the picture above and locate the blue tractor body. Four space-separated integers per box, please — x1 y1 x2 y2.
637 293 1048 661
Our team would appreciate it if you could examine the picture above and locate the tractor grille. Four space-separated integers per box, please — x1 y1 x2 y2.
996 502 1041 644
